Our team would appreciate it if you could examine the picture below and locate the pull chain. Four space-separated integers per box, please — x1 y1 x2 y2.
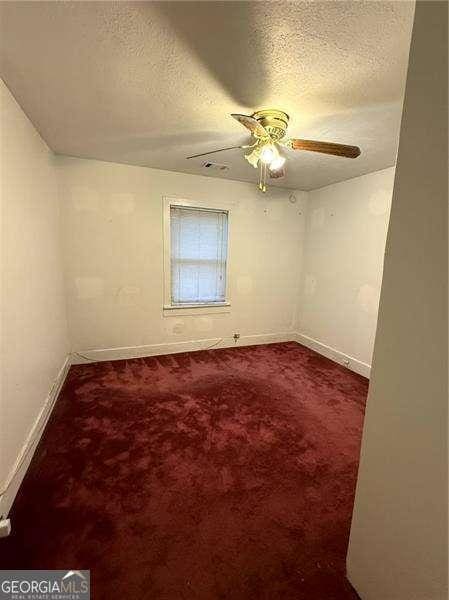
258 161 267 193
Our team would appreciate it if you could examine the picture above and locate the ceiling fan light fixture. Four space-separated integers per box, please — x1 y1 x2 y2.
260 143 277 164
269 154 286 171
188 109 361 192
244 146 261 168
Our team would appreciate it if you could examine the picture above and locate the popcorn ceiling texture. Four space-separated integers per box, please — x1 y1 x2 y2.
0 1 413 190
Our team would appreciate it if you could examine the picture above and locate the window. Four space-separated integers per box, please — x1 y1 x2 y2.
168 205 229 307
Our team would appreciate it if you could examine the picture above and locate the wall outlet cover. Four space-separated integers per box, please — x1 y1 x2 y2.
0 518 11 538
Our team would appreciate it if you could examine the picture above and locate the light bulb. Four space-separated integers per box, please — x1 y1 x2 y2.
260 144 277 164
269 155 286 171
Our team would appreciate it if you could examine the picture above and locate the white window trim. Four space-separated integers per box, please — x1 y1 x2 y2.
162 196 232 315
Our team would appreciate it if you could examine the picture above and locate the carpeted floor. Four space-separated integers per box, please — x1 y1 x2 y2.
1 342 368 599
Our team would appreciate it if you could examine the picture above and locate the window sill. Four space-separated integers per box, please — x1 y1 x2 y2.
163 303 231 317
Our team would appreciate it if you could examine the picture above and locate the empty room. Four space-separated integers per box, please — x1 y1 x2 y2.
0 1 447 599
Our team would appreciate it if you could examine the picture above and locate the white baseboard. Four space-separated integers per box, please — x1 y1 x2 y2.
294 333 371 378
0 355 72 519
71 332 295 364
71 333 371 378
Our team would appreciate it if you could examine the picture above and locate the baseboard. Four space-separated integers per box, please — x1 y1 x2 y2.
294 333 371 378
0 354 72 519
71 333 371 378
71 332 295 364
346 559 368 600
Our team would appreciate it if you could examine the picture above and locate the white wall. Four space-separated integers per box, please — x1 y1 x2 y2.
0 78 396 523
347 1 448 598
57 156 307 358
297 167 395 376
0 80 69 516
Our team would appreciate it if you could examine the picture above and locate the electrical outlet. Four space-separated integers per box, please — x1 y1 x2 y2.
0 518 11 538
233 333 240 343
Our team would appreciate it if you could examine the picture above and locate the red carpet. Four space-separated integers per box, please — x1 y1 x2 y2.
1 342 367 599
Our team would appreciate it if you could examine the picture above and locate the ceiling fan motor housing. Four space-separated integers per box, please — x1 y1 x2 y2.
252 109 289 140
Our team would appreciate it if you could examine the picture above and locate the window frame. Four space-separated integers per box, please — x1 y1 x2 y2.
162 196 231 314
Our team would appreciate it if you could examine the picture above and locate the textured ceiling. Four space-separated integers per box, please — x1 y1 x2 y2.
0 1 414 190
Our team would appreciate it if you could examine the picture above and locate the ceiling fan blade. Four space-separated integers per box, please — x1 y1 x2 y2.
269 166 285 179
290 139 361 158
186 145 242 159
231 114 268 138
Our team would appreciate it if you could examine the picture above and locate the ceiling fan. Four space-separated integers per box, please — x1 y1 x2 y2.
187 109 361 192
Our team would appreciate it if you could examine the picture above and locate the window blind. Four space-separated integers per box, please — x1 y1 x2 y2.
170 206 228 305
